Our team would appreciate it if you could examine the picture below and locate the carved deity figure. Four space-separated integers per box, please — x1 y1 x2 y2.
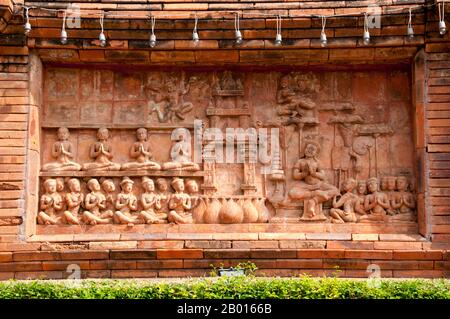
101 179 116 216
82 178 113 225
381 176 398 215
288 141 339 219
219 71 243 91
82 127 121 171
392 176 416 214
121 128 161 171
63 178 83 225
113 177 139 226
167 178 193 224
140 177 167 224
55 177 67 213
276 74 317 124
149 74 194 123
37 178 63 225
42 127 82 172
155 178 171 218
330 178 359 224
162 129 200 171
360 177 389 222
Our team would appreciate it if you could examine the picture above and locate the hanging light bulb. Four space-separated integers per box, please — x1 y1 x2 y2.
363 12 370 45
149 16 156 47
439 1 447 35
24 7 31 35
60 11 68 44
235 13 243 45
320 16 327 47
407 8 414 39
99 13 106 47
275 15 282 45
192 15 199 43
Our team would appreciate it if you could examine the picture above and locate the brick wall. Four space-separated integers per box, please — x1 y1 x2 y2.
0 0 448 279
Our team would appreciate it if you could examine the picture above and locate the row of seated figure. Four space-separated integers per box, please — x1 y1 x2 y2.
329 176 416 224
41 127 199 172
37 176 200 226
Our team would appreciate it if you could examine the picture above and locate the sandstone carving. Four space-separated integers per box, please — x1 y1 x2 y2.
330 178 359 223
37 178 63 225
167 177 193 224
83 178 113 225
42 127 82 172
140 176 167 224
63 178 83 225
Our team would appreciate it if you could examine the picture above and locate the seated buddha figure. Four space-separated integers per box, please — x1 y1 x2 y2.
37 178 63 225
82 127 121 171
121 128 161 171
82 178 113 225
113 177 140 226
162 129 200 171
288 141 339 220
42 127 81 172
167 178 193 224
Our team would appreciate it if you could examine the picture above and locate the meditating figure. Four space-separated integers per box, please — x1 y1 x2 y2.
63 178 83 225
114 177 139 226
392 176 416 215
37 178 63 225
162 129 200 171
55 177 67 213
140 177 167 224
82 178 113 225
288 141 339 220
42 127 81 172
167 178 193 224
329 178 359 224
101 179 116 217
360 177 389 222
121 128 161 171
185 179 200 209
155 178 171 218
82 127 121 171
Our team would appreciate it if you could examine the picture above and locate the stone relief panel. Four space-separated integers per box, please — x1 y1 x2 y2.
39 66 416 227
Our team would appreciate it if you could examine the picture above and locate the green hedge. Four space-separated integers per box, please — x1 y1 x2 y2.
0 277 448 299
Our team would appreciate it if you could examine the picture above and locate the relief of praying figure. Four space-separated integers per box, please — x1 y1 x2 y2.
330 178 360 224
113 177 140 226
82 178 113 225
140 177 167 224
162 129 200 171
354 180 368 216
42 127 81 172
391 176 416 215
149 74 194 123
62 178 84 225
121 128 161 171
155 178 170 219
82 127 121 171
381 176 398 215
37 178 63 225
359 177 389 222
288 141 339 220
185 179 200 209
167 178 193 224
101 179 116 216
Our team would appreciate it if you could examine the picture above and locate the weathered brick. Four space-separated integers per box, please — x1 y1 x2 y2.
250 249 297 259
297 249 345 259
112 270 158 278
42 261 90 271
157 249 203 259
138 241 184 249
204 249 251 259
60 250 109 260
0 252 12 263
393 250 443 260
185 240 231 249
344 250 393 260
13 251 61 262
110 250 157 260
374 242 424 250
137 259 183 269
276 259 323 269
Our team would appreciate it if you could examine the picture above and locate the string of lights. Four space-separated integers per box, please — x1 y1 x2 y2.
15 1 448 48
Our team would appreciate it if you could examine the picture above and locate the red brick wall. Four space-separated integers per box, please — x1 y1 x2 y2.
0 0 448 279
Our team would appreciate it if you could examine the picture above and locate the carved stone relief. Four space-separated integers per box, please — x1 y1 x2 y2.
39 67 416 226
